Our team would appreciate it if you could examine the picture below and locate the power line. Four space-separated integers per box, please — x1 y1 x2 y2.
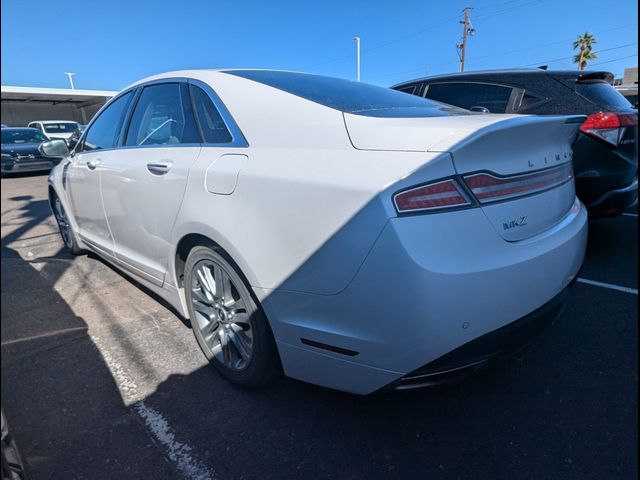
297 15 460 70
368 22 637 81
298 0 552 71
474 0 549 20
469 22 637 62
521 42 638 67
362 0 537 54
475 0 525 11
590 53 638 66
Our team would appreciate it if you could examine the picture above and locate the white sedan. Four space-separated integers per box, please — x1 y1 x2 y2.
41 70 587 394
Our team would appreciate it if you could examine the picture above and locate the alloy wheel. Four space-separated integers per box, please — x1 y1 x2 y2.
190 259 254 370
53 196 73 249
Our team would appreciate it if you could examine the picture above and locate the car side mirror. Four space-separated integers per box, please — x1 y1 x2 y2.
470 106 490 114
39 139 70 158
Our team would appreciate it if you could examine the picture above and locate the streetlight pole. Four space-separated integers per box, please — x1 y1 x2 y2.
352 36 361 81
64 72 76 90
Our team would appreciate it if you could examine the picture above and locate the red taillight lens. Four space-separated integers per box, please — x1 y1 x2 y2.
463 163 573 204
394 179 470 213
580 112 638 146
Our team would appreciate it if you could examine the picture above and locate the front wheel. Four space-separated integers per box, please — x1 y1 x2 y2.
52 193 83 255
185 246 279 387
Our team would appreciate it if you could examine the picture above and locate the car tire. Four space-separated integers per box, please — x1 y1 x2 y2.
52 193 84 255
185 245 279 387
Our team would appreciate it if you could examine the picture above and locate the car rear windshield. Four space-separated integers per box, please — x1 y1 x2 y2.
225 70 467 118
1 129 47 144
575 82 633 110
43 122 78 133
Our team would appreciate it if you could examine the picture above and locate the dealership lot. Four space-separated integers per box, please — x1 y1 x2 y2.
1 173 637 479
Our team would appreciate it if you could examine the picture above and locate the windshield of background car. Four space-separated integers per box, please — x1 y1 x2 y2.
43 122 78 133
225 70 468 118
575 81 633 111
1 129 48 144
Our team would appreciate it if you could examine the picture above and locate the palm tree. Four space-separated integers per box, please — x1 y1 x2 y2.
573 32 598 70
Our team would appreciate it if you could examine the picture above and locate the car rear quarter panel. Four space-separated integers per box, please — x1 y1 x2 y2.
171 146 454 297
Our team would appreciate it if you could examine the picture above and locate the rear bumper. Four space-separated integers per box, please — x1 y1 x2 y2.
261 199 588 394
386 286 570 390
573 131 638 216
586 177 638 218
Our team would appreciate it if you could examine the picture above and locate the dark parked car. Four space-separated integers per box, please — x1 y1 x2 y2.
393 69 638 217
1 127 59 175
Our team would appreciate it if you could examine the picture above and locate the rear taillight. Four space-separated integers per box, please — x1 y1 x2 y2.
580 112 638 146
393 163 574 214
393 179 470 213
464 163 574 204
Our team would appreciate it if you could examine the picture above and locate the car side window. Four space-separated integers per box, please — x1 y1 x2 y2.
125 83 200 147
396 85 417 96
189 85 232 144
424 82 514 113
82 91 134 151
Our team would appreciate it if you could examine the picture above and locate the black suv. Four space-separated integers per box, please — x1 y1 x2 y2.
393 69 638 217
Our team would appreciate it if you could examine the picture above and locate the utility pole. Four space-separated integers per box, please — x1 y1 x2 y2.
457 8 475 72
64 72 76 90
353 36 361 81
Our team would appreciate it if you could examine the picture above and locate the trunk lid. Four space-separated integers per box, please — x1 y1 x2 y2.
344 113 582 241
431 115 582 241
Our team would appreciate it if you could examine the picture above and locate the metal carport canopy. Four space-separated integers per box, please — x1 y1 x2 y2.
1 85 118 126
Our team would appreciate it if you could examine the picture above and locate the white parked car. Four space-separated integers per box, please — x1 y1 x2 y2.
28 120 79 143
41 70 587 394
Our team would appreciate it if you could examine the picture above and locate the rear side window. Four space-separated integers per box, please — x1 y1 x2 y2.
82 91 133 151
424 82 513 113
575 82 633 110
125 83 200 146
189 85 232 144
396 84 418 96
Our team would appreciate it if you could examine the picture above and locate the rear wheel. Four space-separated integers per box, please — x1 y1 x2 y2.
185 246 279 387
52 194 83 255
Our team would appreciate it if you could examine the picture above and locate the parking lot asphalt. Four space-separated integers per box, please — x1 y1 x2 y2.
1 172 637 480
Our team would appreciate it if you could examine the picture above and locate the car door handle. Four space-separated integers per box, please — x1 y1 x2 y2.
147 162 172 175
87 159 101 170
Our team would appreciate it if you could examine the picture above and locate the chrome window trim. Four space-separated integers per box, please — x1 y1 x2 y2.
76 76 248 155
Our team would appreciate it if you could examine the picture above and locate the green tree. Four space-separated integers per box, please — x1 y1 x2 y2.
573 32 598 70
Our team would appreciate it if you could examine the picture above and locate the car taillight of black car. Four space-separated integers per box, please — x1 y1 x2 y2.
579 111 639 147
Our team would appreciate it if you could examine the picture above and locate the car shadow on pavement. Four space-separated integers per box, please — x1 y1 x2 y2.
1 196 179 479
1 191 637 480
142 285 637 480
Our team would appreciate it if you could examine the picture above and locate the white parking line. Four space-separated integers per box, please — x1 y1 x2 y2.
92 336 215 480
622 212 638 217
135 403 215 480
577 277 638 295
